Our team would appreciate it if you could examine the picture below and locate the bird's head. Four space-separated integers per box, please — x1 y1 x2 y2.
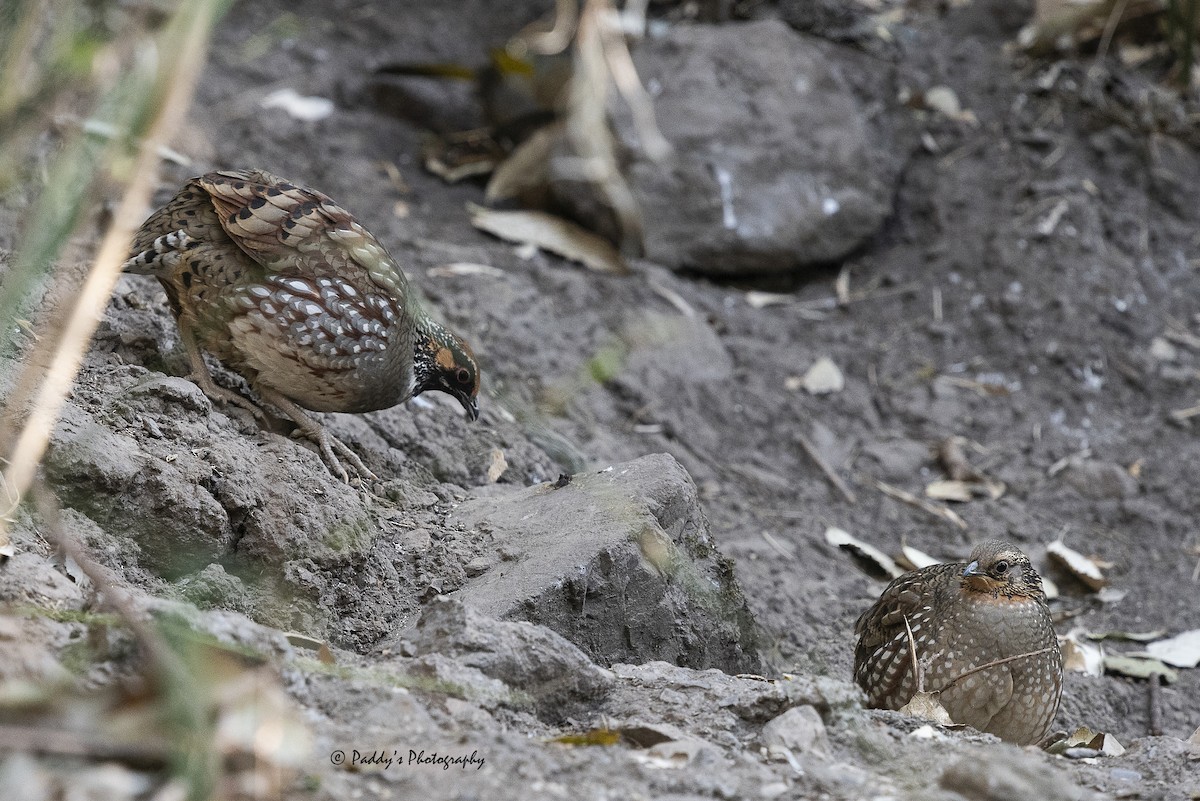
961 540 1043 599
413 322 480 421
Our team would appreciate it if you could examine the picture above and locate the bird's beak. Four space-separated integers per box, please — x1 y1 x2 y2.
961 559 998 592
457 392 479 422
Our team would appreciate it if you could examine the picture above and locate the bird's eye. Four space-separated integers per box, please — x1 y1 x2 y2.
455 367 471 386
993 560 1010 574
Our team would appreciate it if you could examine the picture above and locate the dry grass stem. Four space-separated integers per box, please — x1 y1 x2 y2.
798 433 857 504
0 1 223 550
32 482 180 680
902 613 925 693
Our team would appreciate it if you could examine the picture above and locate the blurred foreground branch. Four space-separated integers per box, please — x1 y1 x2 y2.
0 0 230 553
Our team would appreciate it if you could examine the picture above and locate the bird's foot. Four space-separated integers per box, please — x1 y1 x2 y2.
187 370 268 424
302 426 380 485
256 387 379 484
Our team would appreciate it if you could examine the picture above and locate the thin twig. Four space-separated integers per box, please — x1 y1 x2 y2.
798 433 857 504
1096 0 1130 64
872 478 968 530
0 724 171 767
1148 672 1163 736
936 646 1056 693
1169 403 1200 422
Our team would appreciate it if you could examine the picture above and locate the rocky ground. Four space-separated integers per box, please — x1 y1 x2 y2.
2 0 1200 798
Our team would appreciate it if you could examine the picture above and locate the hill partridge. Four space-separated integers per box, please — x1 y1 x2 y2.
853 540 1062 745
123 169 480 481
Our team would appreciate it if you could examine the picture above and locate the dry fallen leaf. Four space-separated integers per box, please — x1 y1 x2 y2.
899 691 953 726
1046 540 1107 590
428 262 507 279
745 290 793 309
897 543 939 571
1084 630 1168 643
924 479 1006 502
1089 732 1126 756
260 88 334 121
802 357 845 395
1061 630 1104 677
1058 725 1125 756
824 527 904 580
1145 629 1200 669
1103 654 1178 683
468 203 628 274
486 448 508 483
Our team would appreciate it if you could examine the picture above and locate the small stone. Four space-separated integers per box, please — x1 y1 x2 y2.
1149 336 1178 362
760 705 829 757
802 357 845 395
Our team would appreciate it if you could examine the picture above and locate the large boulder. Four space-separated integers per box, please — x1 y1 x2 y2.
448 453 762 673
626 20 897 275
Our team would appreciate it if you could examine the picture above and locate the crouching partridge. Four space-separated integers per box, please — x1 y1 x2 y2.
853 540 1063 745
123 169 480 481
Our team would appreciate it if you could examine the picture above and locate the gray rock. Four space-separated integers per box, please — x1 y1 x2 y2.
409 597 614 715
449 453 762 673
760 705 830 757
174 563 253 614
940 749 1084 801
606 661 860 731
625 20 896 275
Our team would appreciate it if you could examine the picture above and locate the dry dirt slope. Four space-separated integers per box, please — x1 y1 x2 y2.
1 0 1199 798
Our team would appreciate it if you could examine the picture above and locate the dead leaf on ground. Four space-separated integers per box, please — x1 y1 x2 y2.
1103 654 1178 683
925 478 1005 502
899 691 953 726
1019 0 1165 55
1145 629 1200 669
745 290 794 309
425 131 505 182
1053 725 1125 756
1084 629 1168 643
1061 630 1104 677
1046 540 1108 590
260 88 334 121
824 527 904 580
896 543 939 571
551 728 622 746
486 448 508 483
929 437 1005 501
468 203 628 274
428 262 507 279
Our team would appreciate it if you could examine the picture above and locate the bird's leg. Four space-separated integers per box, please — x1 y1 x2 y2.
255 387 379 483
178 319 269 423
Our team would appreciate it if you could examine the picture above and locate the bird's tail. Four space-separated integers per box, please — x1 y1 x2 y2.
122 230 194 275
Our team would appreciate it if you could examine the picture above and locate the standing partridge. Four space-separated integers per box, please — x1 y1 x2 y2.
122 169 480 481
853 540 1062 745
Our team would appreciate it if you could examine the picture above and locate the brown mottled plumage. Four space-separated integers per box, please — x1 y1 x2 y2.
853 540 1062 745
123 169 479 480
